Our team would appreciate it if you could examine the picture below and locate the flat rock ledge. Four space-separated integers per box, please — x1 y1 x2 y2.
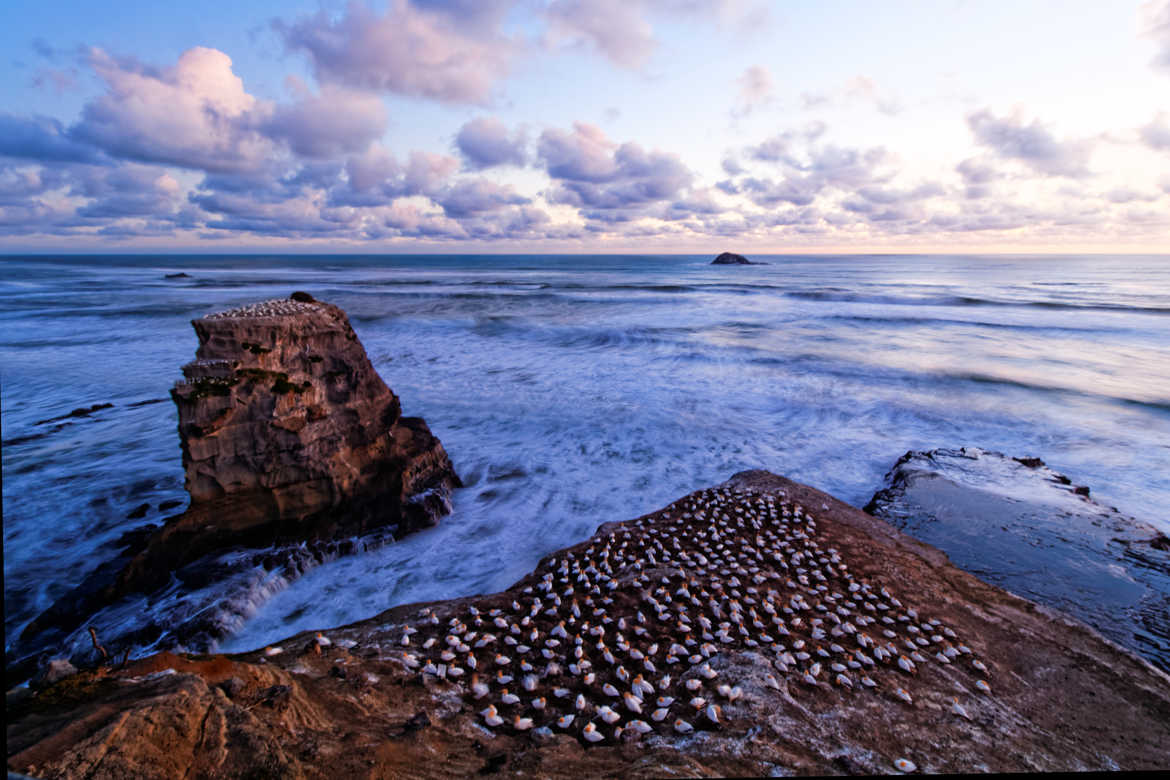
17 294 460 661
8 471 1169 778
866 447 1170 672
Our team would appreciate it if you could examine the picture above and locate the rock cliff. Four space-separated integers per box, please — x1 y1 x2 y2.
17 295 460 656
10 471 1169 778
171 294 458 540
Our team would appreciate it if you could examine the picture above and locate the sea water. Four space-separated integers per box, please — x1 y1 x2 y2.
2 253 1168 660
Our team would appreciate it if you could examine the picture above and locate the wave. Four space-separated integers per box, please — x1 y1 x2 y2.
822 314 1122 334
784 289 1170 314
948 372 1170 413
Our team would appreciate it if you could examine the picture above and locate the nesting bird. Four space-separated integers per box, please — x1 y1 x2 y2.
382 485 990 747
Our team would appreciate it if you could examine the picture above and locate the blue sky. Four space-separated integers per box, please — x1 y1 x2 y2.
2 0 1168 252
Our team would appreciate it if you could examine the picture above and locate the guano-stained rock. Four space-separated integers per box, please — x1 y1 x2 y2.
17 294 460 658
9 471 1169 778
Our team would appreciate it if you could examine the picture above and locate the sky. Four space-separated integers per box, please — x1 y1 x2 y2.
1 0 1169 253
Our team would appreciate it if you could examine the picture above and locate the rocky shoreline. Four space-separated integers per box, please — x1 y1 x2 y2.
7 296 1170 777
8 471 1170 777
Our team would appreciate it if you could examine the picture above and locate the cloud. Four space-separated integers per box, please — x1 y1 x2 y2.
455 116 527 169
844 75 902 115
966 108 1093 177
72 165 184 219
544 0 656 68
433 177 528 217
539 122 620 181
746 122 826 164
331 145 459 206
71 47 276 173
732 65 773 116
956 157 999 185
1102 187 1160 204
0 159 190 237
538 122 692 212
0 114 105 164
542 0 744 68
1140 113 1170 150
0 164 68 205
263 79 387 158
277 0 516 104
801 75 901 115
31 67 81 94
1141 0 1170 71
736 176 816 207
956 156 1000 198
724 127 896 211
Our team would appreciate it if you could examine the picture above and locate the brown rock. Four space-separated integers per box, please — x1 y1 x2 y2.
9 471 1169 778
143 295 461 583
19 295 460 646
34 659 78 688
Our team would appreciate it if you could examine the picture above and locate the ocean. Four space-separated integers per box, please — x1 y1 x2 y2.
3 253 1169 664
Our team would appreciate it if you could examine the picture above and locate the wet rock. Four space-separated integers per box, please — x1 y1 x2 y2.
125 503 151 519
8 472 1170 778
35 659 78 687
34 403 113 426
866 447 1170 672
127 398 169 408
711 251 757 265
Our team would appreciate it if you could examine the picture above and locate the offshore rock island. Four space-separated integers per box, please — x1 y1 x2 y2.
7 297 1170 777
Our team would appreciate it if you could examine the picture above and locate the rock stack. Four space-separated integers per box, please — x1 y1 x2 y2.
172 293 459 539
17 294 460 652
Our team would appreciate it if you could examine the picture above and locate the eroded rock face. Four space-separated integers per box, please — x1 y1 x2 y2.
16 295 460 658
10 472 1169 778
172 295 458 534
865 447 1170 672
